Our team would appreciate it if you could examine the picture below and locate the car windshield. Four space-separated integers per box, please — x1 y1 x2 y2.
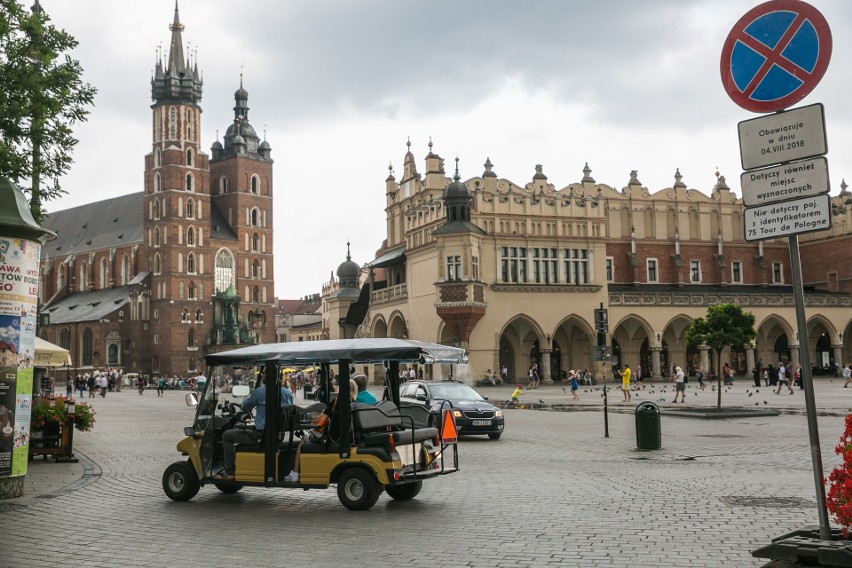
428 383 484 402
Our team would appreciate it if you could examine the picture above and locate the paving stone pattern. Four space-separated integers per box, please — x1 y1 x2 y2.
6 380 852 568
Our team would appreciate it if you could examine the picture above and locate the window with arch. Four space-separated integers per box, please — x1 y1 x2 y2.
251 175 259 194
99 258 107 289
179 281 185 299
186 173 193 192
252 259 260 278
252 233 259 251
154 226 161 247
219 176 228 194
195 309 203 322
187 253 196 274
169 107 176 139
214 249 235 293
59 328 70 350
82 327 93 366
154 172 161 192
154 199 161 220
250 208 259 227
79 261 88 291
187 109 193 140
187 227 195 246
154 147 161 167
186 148 193 167
182 308 190 322
188 329 196 348
252 286 259 303
154 253 161 274
122 256 130 285
186 199 194 219
188 281 196 299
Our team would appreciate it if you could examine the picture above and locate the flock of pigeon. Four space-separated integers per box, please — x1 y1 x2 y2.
507 383 794 406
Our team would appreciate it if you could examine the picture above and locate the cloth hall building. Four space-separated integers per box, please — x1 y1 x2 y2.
35 7 276 377
328 142 852 383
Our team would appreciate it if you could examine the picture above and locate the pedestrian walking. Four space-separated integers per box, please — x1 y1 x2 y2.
157 376 166 397
620 364 631 402
775 362 793 394
569 371 579 401
695 364 706 389
752 365 761 387
672 366 686 403
843 364 852 388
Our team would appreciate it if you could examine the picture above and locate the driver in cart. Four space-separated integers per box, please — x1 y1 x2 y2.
215 377 294 481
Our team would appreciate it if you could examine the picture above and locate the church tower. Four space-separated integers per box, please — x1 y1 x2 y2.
208 77 275 345
144 3 211 373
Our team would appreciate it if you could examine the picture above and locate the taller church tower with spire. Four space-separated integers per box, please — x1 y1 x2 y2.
142 3 276 372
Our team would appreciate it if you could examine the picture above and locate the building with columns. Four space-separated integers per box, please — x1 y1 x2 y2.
331 141 852 383
35 6 276 377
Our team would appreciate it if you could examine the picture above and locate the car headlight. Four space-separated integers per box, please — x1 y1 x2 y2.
453 410 463 418
494 410 502 418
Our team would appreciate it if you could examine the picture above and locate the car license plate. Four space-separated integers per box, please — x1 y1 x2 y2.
472 419 491 426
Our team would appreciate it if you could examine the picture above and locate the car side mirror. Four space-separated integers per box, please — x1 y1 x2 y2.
185 393 198 407
416 393 427 402
483 396 489 401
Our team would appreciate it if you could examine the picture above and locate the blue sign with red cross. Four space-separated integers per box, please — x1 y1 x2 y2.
721 0 831 113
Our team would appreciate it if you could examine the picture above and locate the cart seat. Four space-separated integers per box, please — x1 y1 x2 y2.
360 427 437 447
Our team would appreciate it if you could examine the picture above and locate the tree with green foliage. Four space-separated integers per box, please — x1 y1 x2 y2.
0 0 96 222
685 303 757 412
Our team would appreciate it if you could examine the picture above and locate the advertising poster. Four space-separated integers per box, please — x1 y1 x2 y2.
0 238 41 479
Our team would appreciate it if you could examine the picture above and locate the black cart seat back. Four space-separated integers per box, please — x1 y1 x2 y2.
352 400 402 432
397 404 434 429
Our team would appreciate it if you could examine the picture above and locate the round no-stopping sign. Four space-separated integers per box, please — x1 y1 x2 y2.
720 0 832 113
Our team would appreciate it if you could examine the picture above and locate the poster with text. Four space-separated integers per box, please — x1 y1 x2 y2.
0 238 40 479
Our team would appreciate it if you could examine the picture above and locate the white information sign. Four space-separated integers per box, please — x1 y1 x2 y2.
738 103 827 170
740 157 829 206
743 194 832 242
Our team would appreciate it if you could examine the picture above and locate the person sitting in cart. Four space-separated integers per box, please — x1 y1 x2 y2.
353 373 377 405
215 382 294 481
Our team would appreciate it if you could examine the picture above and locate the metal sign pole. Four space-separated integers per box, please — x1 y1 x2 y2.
789 234 831 540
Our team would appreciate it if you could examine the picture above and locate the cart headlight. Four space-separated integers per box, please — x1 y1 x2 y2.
453 410 463 418
494 410 503 418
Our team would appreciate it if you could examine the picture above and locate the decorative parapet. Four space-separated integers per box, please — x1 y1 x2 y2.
370 283 407 305
608 290 850 308
491 284 602 293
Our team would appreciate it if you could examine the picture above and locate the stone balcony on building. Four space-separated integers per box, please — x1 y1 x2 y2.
370 283 408 305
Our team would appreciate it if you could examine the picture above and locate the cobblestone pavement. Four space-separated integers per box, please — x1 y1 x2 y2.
6 379 852 568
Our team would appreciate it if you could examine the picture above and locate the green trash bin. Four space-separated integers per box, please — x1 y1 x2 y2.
635 401 661 450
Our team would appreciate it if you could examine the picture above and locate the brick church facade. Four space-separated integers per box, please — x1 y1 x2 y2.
36 6 275 377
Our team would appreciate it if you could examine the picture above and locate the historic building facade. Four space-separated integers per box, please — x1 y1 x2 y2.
36 6 275 377
338 141 852 383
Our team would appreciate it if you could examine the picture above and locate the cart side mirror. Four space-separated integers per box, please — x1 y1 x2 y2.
232 385 250 397
185 393 198 407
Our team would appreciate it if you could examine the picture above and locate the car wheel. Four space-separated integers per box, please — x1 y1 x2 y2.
162 460 200 501
488 433 502 440
385 480 423 501
337 468 380 511
214 482 243 494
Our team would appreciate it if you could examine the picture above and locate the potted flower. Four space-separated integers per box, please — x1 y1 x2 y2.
51 395 96 432
30 399 64 433
826 414 852 537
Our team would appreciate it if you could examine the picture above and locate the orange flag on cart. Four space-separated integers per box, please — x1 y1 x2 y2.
441 409 458 444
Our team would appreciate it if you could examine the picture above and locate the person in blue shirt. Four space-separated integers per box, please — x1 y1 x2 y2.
353 373 377 405
216 381 293 480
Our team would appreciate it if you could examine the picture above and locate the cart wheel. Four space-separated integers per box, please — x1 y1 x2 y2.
162 460 200 501
214 482 243 494
385 480 422 501
337 468 380 510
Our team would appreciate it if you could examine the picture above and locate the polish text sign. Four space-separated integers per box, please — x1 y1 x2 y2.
743 193 831 241
740 156 828 206
738 103 826 170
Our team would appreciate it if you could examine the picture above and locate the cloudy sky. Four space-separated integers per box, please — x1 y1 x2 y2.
41 0 852 300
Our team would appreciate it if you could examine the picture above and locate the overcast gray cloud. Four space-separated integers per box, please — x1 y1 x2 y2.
40 0 852 299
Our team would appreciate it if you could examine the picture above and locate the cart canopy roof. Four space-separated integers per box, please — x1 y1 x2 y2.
204 338 467 367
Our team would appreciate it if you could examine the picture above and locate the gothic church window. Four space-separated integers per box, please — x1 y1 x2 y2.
252 286 259 303
122 256 130 285
220 176 228 194
188 281 196 299
251 175 259 194
214 249 235 293
250 208 259 227
187 227 195 246
186 173 193 192
252 233 259 251
100 258 107 289
187 148 193 167
79 261 88 291
186 199 194 219
187 253 196 274
82 328 93 366
154 253 161 275
252 259 260 278
169 107 176 139
188 329 195 348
